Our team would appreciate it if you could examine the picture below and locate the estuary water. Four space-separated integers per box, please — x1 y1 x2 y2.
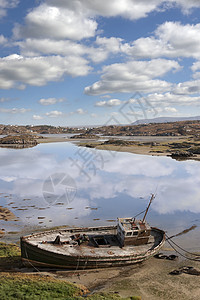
0 141 200 252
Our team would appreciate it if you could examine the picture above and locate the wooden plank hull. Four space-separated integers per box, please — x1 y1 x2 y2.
21 226 165 269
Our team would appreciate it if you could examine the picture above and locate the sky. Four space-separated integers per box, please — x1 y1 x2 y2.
1 0 200 126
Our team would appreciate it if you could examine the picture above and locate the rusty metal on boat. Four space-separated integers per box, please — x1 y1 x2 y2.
20 194 165 269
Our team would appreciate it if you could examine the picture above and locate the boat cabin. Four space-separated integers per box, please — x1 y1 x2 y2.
117 217 151 247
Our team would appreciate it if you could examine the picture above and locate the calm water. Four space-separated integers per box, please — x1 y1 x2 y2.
0 142 200 252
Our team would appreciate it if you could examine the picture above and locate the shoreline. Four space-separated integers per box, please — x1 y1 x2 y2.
76 136 200 161
1 135 200 161
88 144 200 160
41 135 200 161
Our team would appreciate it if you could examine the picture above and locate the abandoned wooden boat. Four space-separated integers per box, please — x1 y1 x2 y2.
21 195 165 269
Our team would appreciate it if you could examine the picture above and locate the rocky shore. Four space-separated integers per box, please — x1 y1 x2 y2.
0 135 39 149
1 133 200 161
78 136 200 161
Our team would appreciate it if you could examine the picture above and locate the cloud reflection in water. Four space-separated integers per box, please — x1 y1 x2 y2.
0 143 200 236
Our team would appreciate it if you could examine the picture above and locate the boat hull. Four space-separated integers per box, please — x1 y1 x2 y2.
21 226 165 269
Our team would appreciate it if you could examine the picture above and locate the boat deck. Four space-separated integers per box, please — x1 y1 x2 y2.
23 226 163 258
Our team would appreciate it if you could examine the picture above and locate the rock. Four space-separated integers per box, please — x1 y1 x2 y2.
70 133 97 139
102 139 136 146
188 146 200 154
171 151 193 158
0 230 5 237
0 135 38 147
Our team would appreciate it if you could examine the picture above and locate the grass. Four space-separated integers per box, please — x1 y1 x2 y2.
0 274 81 300
0 242 21 257
87 293 141 300
0 242 21 268
0 273 140 300
0 242 139 299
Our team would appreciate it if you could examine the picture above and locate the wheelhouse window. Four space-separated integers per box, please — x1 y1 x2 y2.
126 232 132 236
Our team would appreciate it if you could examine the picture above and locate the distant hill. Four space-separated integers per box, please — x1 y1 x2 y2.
132 116 200 125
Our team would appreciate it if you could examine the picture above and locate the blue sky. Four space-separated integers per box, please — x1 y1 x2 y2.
1 0 200 126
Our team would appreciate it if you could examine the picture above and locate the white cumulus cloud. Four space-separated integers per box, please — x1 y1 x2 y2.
0 0 19 18
173 80 200 95
0 34 7 44
171 0 200 13
46 0 165 20
13 3 97 40
0 54 91 89
143 92 200 106
45 110 63 118
0 107 30 114
32 115 43 120
16 36 125 64
95 99 122 107
124 22 200 60
85 59 181 95
76 108 87 115
70 108 87 115
191 61 200 79
45 110 63 117
39 97 64 105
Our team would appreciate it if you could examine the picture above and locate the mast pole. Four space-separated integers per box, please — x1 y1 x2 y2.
142 194 155 222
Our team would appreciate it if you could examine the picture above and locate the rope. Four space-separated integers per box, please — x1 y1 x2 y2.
166 233 200 257
96 258 98 270
166 238 200 262
133 209 146 218
24 245 42 273
82 256 88 271
165 234 200 262
73 255 80 275
134 193 157 219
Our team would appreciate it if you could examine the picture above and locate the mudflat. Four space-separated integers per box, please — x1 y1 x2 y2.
56 254 200 300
